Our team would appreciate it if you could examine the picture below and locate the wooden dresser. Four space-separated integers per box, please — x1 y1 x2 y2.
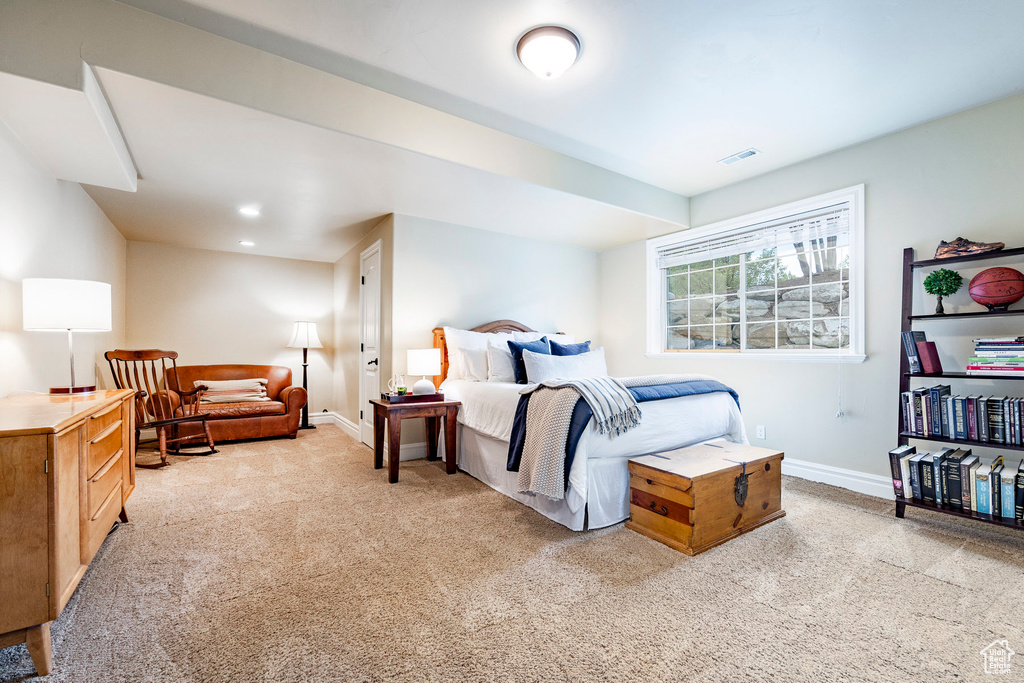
0 389 135 675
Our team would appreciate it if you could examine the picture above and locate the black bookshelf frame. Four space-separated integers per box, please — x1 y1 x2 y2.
897 246 1024 528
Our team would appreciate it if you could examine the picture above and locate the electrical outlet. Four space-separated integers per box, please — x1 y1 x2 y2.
756 425 766 440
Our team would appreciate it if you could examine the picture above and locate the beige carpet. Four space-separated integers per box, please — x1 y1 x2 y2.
2 427 1024 682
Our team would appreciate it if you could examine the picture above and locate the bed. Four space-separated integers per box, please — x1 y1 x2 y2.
432 320 747 531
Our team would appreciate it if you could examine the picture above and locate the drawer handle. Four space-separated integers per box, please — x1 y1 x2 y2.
649 501 668 516
90 404 120 420
90 420 122 444
91 449 123 482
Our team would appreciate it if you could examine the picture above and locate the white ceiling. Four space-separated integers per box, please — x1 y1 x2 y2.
121 0 1024 196
84 69 680 261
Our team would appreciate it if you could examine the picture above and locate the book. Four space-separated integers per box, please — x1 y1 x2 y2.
988 397 1006 444
901 391 913 433
973 350 1024 358
943 395 955 439
991 461 1004 517
1015 460 1024 522
979 398 990 442
966 369 1024 376
969 459 983 512
1000 459 1019 519
910 452 926 501
900 453 915 502
960 454 979 510
929 386 950 437
976 463 992 515
1008 398 1017 446
902 331 926 373
966 396 980 441
916 341 943 375
921 454 936 504
888 445 915 498
913 389 928 435
933 448 952 506
945 449 966 509
952 396 968 440
973 337 1024 343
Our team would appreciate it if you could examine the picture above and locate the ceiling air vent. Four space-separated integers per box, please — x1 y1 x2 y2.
718 148 760 166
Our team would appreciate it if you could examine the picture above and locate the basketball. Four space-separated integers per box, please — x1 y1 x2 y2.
968 267 1024 310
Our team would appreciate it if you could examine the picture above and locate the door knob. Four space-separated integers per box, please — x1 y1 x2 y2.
367 358 379 366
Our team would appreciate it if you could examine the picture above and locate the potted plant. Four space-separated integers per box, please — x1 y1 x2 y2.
923 268 963 314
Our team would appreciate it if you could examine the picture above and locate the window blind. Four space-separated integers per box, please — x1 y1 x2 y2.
656 202 851 269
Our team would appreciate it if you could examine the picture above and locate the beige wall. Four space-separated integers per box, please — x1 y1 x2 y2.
600 91 1024 479
0 122 126 396
333 215 394 428
125 241 334 413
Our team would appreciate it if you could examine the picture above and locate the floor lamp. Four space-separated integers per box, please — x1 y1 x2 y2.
288 321 322 430
23 278 112 394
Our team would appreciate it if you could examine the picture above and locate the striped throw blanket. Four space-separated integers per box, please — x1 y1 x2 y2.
516 374 715 499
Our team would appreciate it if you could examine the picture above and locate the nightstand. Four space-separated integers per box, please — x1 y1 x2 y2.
369 398 461 483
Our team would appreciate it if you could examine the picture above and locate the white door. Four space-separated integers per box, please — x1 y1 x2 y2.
359 241 382 446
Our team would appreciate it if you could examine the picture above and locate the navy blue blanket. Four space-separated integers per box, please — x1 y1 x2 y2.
506 379 739 488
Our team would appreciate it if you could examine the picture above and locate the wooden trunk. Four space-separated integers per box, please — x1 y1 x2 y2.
626 442 785 555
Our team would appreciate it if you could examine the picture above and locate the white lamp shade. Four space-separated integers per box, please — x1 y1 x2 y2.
287 321 323 349
22 278 112 331
407 348 441 377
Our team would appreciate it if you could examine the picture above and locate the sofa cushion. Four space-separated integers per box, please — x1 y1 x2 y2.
200 401 288 419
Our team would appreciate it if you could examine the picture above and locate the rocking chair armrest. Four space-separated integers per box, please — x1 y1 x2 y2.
177 385 207 398
149 413 212 428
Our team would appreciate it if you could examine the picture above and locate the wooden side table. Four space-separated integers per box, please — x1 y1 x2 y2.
369 398 461 483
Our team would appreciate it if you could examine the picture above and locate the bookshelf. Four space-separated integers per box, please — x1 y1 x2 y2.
897 246 1024 526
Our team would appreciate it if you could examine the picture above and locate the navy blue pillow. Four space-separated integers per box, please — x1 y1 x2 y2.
507 337 550 384
550 340 591 356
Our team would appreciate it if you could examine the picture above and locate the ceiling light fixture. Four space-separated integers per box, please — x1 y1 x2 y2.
238 205 261 218
516 26 580 80
718 148 761 166
239 240 255 247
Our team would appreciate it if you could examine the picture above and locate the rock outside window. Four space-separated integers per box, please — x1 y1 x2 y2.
646 186 866 363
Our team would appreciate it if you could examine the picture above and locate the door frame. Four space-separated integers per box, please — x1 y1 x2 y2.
358 239 383 446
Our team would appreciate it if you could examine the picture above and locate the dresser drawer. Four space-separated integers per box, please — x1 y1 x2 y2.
84 480 122 563
87 401 121 440
88 450 123 520
87 421 123 479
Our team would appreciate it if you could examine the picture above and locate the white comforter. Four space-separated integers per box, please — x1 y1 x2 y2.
441 379 747 514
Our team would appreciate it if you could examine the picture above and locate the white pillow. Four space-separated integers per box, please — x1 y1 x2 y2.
486 340 516 383
522 347 608 384
457 347 489 382
443 327 514 380
512 331 576 345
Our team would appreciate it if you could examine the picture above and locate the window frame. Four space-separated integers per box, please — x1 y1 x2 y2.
646 185 866 363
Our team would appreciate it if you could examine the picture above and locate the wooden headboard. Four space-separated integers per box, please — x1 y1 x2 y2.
431 319 537 388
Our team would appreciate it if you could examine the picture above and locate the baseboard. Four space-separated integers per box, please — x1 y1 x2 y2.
310 411 359 441
782 458 891 499
310 413 430 461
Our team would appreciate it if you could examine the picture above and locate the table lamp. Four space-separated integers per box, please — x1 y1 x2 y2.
407 348 441 395
22 278 112 394
287 321 322 429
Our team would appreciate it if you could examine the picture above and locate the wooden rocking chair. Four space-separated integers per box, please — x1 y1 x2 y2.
105 349 218 468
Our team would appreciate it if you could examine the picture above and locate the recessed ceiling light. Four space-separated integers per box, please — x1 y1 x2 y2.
718 148 761 166
239 240 255 247
516 26 580 80
238 205 261 217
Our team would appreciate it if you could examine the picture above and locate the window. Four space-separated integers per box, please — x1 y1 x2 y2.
646 185 865 362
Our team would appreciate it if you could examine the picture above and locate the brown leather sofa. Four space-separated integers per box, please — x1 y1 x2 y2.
166 364 307 442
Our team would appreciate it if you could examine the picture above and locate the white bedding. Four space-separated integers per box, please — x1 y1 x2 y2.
442 378 747 529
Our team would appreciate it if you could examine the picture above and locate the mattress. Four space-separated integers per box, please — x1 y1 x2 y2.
442 379 747 530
